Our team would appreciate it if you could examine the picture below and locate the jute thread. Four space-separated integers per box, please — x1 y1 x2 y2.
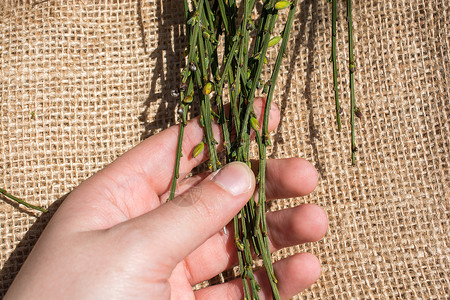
0 0 448 298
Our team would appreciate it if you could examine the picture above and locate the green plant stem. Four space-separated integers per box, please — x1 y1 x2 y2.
234 2 282 299
217 0 230 34
182 2 203 82
202 2 221 85
168 105 188 200
255 130 280 298
234 215 251 298
239 5 278 157
170 0 211 200
240 208 261 299
217 36 241 93
230 0 255 137
263 1 298 139
215 36 241 142
254 0 273 54
228 0 238 36
254 3 299 298
173 1 300 297
0 188 47 213
347 0 356 165
169 1 202 200
183 0 190 22
332 0 341 131
197 31 220 170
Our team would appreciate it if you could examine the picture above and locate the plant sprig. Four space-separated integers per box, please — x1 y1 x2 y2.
347 0 357 165
329 0 359 164
169 1 298 298
0 188 47 213
331 0 341 132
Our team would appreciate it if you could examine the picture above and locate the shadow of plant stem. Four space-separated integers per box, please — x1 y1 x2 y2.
139 0 187 140
0 195 41 218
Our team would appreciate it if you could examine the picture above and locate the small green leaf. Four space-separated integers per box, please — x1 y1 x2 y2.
192 142 204 158
187 16 197 26
250 117 260 131
235 238 245 251
182 95 193 105
202 82 213 95
199 115 205 127
268 36 282 47
275 1 291 10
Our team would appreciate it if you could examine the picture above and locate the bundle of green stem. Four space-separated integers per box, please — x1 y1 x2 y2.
168 0 298 298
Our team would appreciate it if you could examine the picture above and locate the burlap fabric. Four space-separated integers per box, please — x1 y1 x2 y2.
0 0 448 298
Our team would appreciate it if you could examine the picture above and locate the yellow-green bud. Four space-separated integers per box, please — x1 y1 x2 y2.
182 95 193 105
192 141 204 158
268 36 282 47
202 82 213 95
235 238 245 251
250 117 260 131
275 1 291 10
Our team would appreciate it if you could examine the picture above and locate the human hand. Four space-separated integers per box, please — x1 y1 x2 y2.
5 98 327 300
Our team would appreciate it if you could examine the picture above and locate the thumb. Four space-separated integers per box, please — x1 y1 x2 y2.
115 162 255 267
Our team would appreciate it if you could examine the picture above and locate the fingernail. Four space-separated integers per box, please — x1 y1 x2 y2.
211 162 253 196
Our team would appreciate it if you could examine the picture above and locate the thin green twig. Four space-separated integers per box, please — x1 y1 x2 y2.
0 188 47 213
255 3 299 299
169 0 205 200
197 30 220 171
347 0 356 164
332 0 341 131
239 4 278 158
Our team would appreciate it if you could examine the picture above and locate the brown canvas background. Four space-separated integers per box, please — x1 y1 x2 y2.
1 0 448 298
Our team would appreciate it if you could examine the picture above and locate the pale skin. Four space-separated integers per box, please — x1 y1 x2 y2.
5 98 328 300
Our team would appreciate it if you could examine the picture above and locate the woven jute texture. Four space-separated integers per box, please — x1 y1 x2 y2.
1 0 448 298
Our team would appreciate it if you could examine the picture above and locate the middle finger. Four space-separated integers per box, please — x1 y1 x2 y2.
182 203 328 285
